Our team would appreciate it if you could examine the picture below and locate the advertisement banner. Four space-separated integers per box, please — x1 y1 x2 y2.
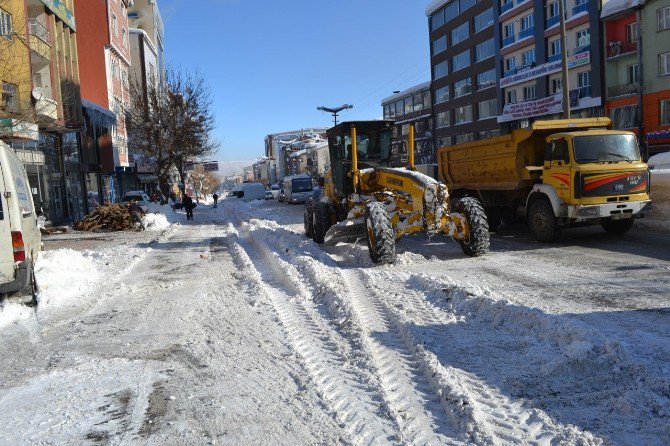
38 0 76 30
204 161 219 172
497 94 564 123
500 61 562 88
568 50 590 69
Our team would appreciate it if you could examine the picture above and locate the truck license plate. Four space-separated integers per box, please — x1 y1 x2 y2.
611 213 632 220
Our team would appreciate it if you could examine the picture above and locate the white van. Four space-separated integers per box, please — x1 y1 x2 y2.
283 174 313 204
230 182 266 202
0 141 41 300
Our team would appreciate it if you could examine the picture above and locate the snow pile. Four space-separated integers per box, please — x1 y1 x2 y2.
0 302 33 329
35 249 101 311
649 151 670 169
145 203 185 227
639 169 670 231
141 212 171 231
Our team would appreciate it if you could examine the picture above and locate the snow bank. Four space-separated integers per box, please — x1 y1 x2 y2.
35 249 100 311
638 169 670 231
648 151 670 169
141 212 171 231
144 203 185 228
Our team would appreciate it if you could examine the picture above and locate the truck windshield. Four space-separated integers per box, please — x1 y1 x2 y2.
292 178 313 193
573 134 640 164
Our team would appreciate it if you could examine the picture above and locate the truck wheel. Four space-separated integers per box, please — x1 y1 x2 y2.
365 201 396 264
528 199 561 242
602 218 634 235
454 197 490 256
485 207 502 232
304 202 314 238
312 202 331 244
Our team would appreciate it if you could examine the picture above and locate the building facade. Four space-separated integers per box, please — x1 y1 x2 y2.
496 0 605 128
75 0 135 206
602 0 670 157
427 0 500 150
382 82 435 166
128 0 165 86
1 0 86 223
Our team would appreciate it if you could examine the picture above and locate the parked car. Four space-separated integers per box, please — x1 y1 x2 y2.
0 141 41 302
230 183 266 202
121 191 151 212
265 190 274 200
278 188 286 203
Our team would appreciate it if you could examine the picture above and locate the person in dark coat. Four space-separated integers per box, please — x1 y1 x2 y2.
213 193 219 206
183 194 194 220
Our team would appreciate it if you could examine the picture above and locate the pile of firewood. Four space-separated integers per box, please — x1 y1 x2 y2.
73 203 139 231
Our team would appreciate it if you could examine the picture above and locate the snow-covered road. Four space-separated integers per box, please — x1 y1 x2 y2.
0 199 668 445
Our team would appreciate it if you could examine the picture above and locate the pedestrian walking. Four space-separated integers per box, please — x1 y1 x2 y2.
213 193 218 208
184 194 194 220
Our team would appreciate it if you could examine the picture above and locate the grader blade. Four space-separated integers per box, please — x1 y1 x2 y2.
323 221 366 246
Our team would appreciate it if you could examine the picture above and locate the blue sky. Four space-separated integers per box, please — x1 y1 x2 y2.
160 0 431 162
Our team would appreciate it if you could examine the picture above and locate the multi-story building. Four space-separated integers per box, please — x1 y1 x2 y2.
264 128 328 181
381 81 435 166
427 0 500 149
75 0 135 205
602 0 670 157
128 0 165 86
1 0 86 223
496 0 605 128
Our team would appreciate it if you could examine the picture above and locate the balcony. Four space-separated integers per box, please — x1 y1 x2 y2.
27 19 50 44
572 2 589 15
608 82 639 98
501 1 514 13
577 85 592 98
546 15 560 28
607 41 637 58
503 68 517 77
518 26 534 39
502 35 515 47
548 53 561 62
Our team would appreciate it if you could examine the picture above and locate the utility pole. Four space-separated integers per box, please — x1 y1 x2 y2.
317 104 353 126
636 7 646 160
559 0 571 119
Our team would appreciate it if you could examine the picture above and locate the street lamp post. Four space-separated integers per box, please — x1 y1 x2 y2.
559 0 571 119
317 104 353 126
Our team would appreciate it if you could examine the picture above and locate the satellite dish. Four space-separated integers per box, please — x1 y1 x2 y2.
32 88 44 101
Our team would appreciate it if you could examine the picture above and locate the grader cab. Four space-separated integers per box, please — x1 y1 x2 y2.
304 121 490 263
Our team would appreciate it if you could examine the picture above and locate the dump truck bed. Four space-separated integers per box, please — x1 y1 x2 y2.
437 118 613 192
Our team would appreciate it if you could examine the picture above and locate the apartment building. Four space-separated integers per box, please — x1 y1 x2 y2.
75 0 135 205
427 0 500 149
603 0 670 157
381 82 435 166
496 0 605 127
128 0 165 86
1 0 86 222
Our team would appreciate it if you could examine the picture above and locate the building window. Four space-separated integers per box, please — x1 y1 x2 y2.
431 10 445 31
460 0 476 12
479 129 501 139
504 23 515 38
576 28 590 49
451 22 469 45
520 14 534 32
431 1 459 31
523 85 536 101
661 99 670 125
548 1 560 20
112 14 118 35
432 35 447 55
521 48 536 67
0 9 12 40
478 99 497 120
627 64 639 83
436 111 450 128
454 104 473 124
395 100 404 117
383 105 391 119
626 22 638 44
423 91 431 109
443 1 459 23
610 104 639 128
474 9 494 33
549 38 561 56
476 38 495 62
455 133 474 144
659 6 670 31
435 85 450 104
434 60 449 79
505 56 516 72
452 49 470 72
477 68 496 90
551 77 563 94
437 136 452 148
578 70 591 87
453 77 472 98
1 82 18 112
507 89 517 104
122 29 127 46
660 52 670 76
404 96 413 114
413 92 424 111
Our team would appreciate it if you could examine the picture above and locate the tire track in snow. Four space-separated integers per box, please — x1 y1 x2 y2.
362 270 603 445
221 222 399 446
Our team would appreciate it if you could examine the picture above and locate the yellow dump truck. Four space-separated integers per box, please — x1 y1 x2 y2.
437 118 652 242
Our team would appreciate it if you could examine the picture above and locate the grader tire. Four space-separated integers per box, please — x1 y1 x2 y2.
312 202 331 244
304 201 314 238
454 197 490 257
365 202 396 264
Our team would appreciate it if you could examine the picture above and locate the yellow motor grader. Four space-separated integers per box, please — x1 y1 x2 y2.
304 120 490 263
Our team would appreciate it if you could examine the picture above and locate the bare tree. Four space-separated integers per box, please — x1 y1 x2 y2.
190 164 220 199
127 67 218 198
